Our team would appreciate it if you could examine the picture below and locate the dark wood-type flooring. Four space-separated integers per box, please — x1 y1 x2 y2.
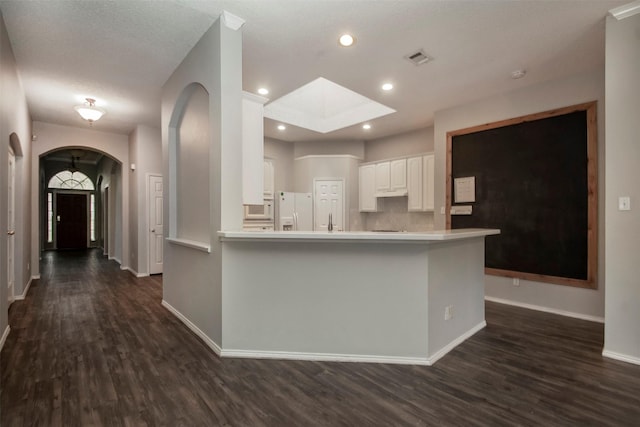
2 249 640 426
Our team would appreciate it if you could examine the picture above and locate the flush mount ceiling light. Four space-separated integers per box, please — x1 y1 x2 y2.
338 34 356 47
381 83 394 91
362 124 371 130
258 87 269 95
74 98 105 125
277 124 286 131
511 69 527 80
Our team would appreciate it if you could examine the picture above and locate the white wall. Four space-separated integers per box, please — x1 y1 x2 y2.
264 137 294 193
294 139 364 159
1 9 32 345
128 125 162 276
603 13 640 364
433 69 606 319
31 121 129 274
365 127 434 162
162 15 243 349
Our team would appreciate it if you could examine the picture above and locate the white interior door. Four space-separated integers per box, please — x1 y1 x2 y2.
7 148 16 304
148 175 164 274
314 180 344 231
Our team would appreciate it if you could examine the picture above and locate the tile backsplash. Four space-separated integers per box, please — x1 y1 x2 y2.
365 197 434 231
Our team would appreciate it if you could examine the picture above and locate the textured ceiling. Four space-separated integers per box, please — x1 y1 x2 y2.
0 0 627 141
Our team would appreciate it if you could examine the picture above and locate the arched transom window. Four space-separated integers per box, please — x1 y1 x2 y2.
47 170 95 190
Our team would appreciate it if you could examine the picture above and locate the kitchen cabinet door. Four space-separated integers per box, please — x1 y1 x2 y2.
375 161 391 192
390 158 407 191
359 164 377 212
407 156 423 211
423 154 435 211
264 159 274 199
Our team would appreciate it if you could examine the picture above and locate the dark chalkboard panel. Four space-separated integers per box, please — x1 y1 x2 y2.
447 102 598 288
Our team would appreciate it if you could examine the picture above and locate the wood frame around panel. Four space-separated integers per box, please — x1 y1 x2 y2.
445 101 598 289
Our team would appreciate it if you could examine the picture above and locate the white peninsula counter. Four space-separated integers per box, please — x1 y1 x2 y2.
217 228 499 365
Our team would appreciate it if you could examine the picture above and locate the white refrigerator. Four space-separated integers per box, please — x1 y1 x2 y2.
276 192 313 231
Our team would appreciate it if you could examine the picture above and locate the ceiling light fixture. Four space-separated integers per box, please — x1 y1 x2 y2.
362 124 371 130
510 69 527 80
339 34 356 47
258 87 269 95
277 124 286 131
381 83 393 91
74 98 105 125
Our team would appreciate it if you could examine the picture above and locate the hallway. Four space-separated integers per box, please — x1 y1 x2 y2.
2 250 640 426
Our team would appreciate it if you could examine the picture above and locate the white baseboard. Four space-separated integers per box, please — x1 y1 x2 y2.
161 300 222 356
14 276 34 300
602 350 640 366
485 296 605 323
123 267 148 278
0 326 10 352
32 274 40 280
220 348 430 366
427 321 487 365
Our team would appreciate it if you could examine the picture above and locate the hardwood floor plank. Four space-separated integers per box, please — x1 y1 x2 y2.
3 249 640 426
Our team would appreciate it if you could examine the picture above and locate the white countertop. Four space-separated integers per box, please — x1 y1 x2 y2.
218 228 499 242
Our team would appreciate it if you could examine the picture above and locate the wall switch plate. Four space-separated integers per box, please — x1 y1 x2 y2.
619 196 631 211
513 278 520 287
444 305 453 320
440 206 445 215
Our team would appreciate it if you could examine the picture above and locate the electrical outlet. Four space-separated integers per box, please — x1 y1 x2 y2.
444 305 453 320
619 196 631 211
513 278 520 287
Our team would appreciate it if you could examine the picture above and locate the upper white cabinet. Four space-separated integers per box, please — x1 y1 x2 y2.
375 161 390 193
423 154 435 211
374 159 407 196
407 156 423 211
242 91 268 205
359 164 377 212
407 154 435 212
263 159 275 200
390 159 407 192
359 153 434 212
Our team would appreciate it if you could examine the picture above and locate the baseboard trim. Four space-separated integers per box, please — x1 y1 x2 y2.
0 326 10 352
161 300 222 356
485 296 604 323
602 350 640 366
220 349 430 366
32 274 40 280
427 320 487 365
14 276 34 300
124 267 149 278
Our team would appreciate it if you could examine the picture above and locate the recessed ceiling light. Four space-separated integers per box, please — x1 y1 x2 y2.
258 87 269 95
277 124 286 131
362 124 371 130
511 69 527 80
381 83 393 91
339 34 355 47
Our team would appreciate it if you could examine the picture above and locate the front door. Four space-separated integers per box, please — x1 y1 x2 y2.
7 148 15 304
56 193 87 249
314 180 344 231
148 175 163 274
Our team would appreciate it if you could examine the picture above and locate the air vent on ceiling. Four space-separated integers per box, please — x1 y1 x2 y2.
405 49 433 66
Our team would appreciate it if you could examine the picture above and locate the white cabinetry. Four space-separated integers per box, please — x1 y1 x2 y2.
423 154 434 211
263 159 274 199
242 91 269 205
375 161 390 193
407 154 434 212
359 164 377 212
390 159 407 191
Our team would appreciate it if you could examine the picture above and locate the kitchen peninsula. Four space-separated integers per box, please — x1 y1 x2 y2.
218 228 499 365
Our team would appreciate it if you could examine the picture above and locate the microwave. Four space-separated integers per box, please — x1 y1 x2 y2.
243 200 274 221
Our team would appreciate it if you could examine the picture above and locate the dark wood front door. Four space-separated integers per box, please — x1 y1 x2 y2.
56 193 87 249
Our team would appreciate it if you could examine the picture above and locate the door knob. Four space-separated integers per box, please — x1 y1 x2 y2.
7 230 15 236
151 229 155 233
